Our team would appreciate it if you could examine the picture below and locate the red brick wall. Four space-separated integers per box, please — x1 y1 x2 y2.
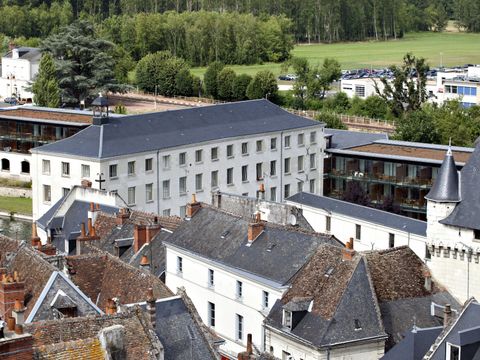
0 282 24 318
0 335 33 360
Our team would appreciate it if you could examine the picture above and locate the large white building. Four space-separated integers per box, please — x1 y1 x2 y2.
31 99 325 220
0 47 41 101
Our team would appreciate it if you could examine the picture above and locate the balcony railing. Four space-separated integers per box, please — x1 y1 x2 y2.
328 169 433 188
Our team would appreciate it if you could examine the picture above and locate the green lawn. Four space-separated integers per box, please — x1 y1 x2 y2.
191 32 480 78
0 196 32 215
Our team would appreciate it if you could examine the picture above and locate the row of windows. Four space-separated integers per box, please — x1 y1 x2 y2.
445 84 478 96
0 159 30 174
207 304 245 341
42 159 90 178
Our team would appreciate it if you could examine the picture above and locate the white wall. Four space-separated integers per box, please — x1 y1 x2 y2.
340 78 384 99
0 151 31 181
165 246 284 358
0 55 39 99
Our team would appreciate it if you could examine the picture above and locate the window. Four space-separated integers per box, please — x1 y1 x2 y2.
298 133 304 146
284 158 291 174
227 168 234 185
297 155 304 172
211 171 218 188
256 140 263 152
179 177 187 194
236 314 244 341
284 184 290 199
208 302 215 327
177 256 183 274
241 142 248 155
146 183 153 202
270 160 276 176
256 162 263 180
284 135 291 148
81 164 90 178
211 147 218 161
195 150 203 163
127 161 135 175
236 281 243 300
270 187 277 202
42 160 50 175
227 144 234 158
162 155 170 169
242 165 248 182
283 310 292 328
263 291 269 309
474 229 480 240
326 216 331 232
309 179 315 193
208 269 214 288
162 180 170 199
109 164 117 178
62 187 69 197
180 206 186 218
446 343 460 360
43 185 51 202
162 209 171 216
355 85 365 97
179 152 186 166
310 131 317 144
21 161 29 174
145 158 153 171
310 153 316 169
128 186 136 205
389 233 395 248
297 181 303 193
355 224 361 240
270 137 277 150
1 159 9 172
195 174 203 191
61 162 70 176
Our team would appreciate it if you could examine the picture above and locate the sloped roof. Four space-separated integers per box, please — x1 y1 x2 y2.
381 326 443 360
287 192 427 236
3 47 41 61
164 205 342 285
425 149 460 202
324 128 388 149
32 99 321 159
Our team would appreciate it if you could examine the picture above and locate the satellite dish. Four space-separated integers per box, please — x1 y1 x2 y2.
288 214 297 226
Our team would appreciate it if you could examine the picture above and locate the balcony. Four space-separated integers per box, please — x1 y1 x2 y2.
327 169 433 189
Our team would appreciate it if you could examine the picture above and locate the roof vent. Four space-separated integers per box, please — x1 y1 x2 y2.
354 319 362 331
324 267 334 277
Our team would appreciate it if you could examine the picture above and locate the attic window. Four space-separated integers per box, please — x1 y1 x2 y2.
221 230 230 239
324 267 334 277
267 244 276 252
354 319 362 331
283 309 292 329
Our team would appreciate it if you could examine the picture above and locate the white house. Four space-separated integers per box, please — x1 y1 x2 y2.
286 192 428 259
0 47 41 101
340 78 385 99
163 199 341 358
30 99 325 220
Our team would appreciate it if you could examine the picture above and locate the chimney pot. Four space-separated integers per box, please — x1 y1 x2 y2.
248 218 265 243
246 333 253 354
31 223 41 247
90 202 95 212
80 222 86 238
14 324 23 335
81 179 92 188
87 218 93 236
259 183 265 193
140 255 150 266
13 299 22 312
444 304 452 328
96 203 100 211
106 298 117 315
116 208 130 225
146 288 156 329
7 316 15 331
186 193 201 218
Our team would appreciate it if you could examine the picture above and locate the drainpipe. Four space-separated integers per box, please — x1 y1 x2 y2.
280 131 284 201
156 150 160 214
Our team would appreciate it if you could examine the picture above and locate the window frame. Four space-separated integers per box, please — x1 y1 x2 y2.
145 183 153 202
127 161 136 176
145 158 153 172
61 162 70 177
42 159 51 175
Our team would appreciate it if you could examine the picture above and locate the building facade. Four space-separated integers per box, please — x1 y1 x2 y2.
31 100 325 220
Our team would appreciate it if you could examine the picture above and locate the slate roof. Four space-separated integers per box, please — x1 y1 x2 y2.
3 47 41 61
381 326 443 360
128 231 171 276
324 128 388 149
163 205 342 285
441 142 480 230
288 192 427 236
425 149 460 202
32 99 322 159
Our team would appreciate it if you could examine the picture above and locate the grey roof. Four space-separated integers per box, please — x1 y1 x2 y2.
3 47 41 61
425 149 460 202
381 326 443 360
287 192 427 236
37 196 65 230
163 206 341 285
283 298 313 312
141 297 216 360
92 95 109 107
441 143 480 230
129 231 170 276
33 99 321 159
325 128 388 149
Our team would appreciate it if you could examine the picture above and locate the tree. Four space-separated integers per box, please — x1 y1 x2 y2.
136 51 173 93
42 20 126 106
316 112 347 130
246 70 278 100
217 68 237 101
175 68 195 96
204 61 224 98
393 109 441 144
157 57 189 97
32 53 60 108
232 74 252 101
342 181 370 206
375 53 429 117
307 58 341 99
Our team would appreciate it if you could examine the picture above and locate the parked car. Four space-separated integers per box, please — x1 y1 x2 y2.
3 97 17 105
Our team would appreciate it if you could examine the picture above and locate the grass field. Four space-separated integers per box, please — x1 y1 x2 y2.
190 31 480 78
0 196 32 215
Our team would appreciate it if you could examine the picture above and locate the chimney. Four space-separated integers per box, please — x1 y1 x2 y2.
12 299 25 325
186 194 201 218
7 316 15 331
14 324 23 335
342 238 355 261
140 255 150 272
0 276 25 318
133 224 147 253
248 213 265 243
116 208 130 225
259 184 265 200
146 288 156 329
424 269 432 292
145 223 161 244
443 304 452 328
105 298 117 315
81 179 92 188
76 222 88 255
31 223 41 247
237 333 253 360
87 217 93 236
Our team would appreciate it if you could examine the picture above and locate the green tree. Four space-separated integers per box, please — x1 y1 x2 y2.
175 68 195 96
217 68 236 101
232 74 252 101
393 109 441 143
307 58 341 99
316 112 347 130
32 53 60 107
204 61 224 98
246 70 278 100
157 57 189 97
135 51 173 92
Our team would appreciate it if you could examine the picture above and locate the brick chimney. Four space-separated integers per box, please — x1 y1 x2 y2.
146 288 156 329
12 299 26 325
140 255 150 272
31 223 41 247
237 333 253 360
81 179 92 188
342 238 355 261
145 224 161 244
76 222 88 255
105 298 117 315
0 274 25 319
443 304 452 328
248 213 265 244
116 208 130 225
133 224 147 253
186 194 201 218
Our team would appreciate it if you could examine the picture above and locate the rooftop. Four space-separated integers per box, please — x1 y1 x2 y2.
0 107 93 125
3 47 41 61
32 99 322 159
325 128 388 149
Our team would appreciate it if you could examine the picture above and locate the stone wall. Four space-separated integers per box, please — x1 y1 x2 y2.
0 186 31 198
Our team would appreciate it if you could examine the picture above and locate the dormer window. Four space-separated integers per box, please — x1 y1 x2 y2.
354 319 362 331
283 309 292 329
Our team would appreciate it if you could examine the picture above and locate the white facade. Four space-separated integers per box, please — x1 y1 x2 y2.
165 244 285 358
0 48 40 100
340 78 384 99
287 200 428 259
0 151 31 181
32 126 325 220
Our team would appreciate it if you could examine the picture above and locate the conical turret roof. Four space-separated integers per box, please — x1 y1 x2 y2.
425 146 460 203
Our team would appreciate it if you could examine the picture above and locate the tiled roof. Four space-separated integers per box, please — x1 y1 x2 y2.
34 338 106 359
